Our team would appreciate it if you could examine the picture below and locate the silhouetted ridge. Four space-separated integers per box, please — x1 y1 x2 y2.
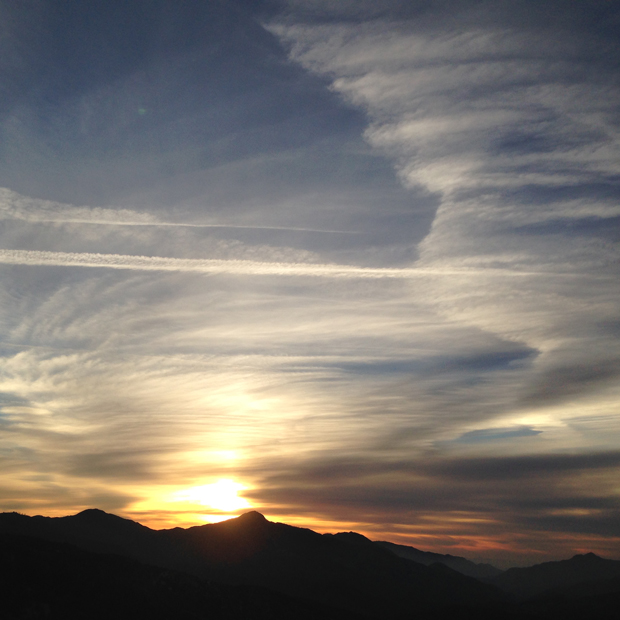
234 510 268 524
8 509 620 618
492 552 620 600
73 508 145 527
573 551 600 560
330 531 373 545
376 539 502 580
67 507 153 541
73 508 114 519
0 508 507 618
3 509 620 618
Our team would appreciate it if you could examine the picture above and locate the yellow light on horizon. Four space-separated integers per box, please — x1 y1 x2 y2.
174 479 251 512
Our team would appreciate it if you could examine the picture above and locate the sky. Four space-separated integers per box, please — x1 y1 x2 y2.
0 0 619 568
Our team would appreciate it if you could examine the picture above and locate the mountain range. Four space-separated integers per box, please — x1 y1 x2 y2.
1 509 619 619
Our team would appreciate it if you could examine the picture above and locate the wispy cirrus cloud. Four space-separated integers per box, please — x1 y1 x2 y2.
271 8 620 362
0 188 359 234
257 3 620 561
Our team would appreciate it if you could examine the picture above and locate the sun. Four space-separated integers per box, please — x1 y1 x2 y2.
177 479 251 512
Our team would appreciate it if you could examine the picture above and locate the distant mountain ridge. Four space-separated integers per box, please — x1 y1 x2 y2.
0 509 506 618
491 551 620 600
2 509 620 619
0 508 499 578
374 539 502 580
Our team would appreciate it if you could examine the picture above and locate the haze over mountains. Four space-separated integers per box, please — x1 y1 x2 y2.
2 509 620 619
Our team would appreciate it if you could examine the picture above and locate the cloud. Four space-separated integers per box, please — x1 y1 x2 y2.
427 451 620 481
522 360 620 406
0 248 416 277
0 248 601 282
0 187 362 234
270 7 620 398
241 448 620 562
452 426 542 444
0 187 157 225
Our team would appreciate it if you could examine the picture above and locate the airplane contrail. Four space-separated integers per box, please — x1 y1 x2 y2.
0 213 358 235
0 249 592 280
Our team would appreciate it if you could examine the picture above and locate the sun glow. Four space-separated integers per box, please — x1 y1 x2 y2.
175 479 251 512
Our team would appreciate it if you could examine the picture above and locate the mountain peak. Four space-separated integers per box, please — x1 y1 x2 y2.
70 508 150 532
73 508 129 523
235 510 267 523
75 508 110 518
571 552 602 561
331 531 372 545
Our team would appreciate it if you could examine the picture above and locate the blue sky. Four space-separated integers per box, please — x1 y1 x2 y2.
1 0 619 566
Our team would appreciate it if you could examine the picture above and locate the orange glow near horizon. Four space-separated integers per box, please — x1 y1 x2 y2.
173 479 252 512
17 499 620 568
124 478 253 529
122 507 532 564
